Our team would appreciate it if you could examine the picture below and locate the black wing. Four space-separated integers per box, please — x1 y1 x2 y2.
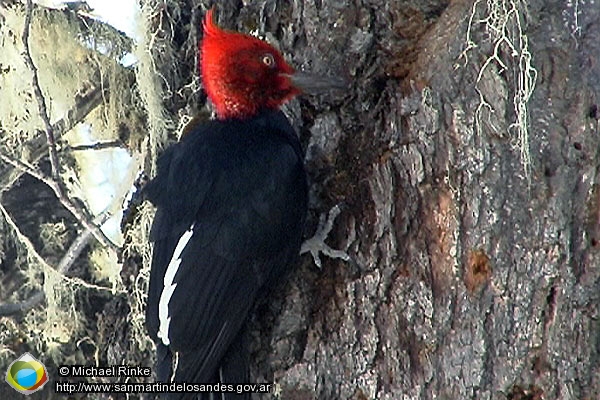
145 110 307 387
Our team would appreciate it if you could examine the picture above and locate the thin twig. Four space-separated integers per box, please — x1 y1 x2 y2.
0 153 118 251
22 0 61 181
67 140 126 152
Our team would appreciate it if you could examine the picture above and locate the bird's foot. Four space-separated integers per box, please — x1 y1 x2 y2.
301 204 350 268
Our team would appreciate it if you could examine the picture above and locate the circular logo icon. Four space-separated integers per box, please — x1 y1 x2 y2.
5 352 49 395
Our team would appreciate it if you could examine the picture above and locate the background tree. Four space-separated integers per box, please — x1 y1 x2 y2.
0 0 598 399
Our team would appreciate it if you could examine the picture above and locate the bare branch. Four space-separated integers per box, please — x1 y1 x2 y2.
51 85 106 141
0 153 119 252
67 140 126 152
0 291 44 316
22 0 61 181
0 153 47 183
56 224 95 273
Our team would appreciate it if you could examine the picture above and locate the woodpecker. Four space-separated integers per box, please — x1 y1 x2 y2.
144 8 337 399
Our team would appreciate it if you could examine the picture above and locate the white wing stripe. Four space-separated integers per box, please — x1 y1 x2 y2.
157 224 195 346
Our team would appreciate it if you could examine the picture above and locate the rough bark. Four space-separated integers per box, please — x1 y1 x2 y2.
235 1 600 399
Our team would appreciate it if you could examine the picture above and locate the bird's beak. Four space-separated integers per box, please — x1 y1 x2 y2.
284 72 348 94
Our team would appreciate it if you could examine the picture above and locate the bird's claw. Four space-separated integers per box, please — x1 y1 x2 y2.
300 204 350 268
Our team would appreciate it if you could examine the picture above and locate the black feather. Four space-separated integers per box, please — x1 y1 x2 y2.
145 109 307 399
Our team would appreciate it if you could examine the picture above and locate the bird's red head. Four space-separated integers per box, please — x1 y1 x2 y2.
201 9 300 120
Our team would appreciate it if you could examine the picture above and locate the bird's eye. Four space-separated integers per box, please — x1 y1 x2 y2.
262 53 276 68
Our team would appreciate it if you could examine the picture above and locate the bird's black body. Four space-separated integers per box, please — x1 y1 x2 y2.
145 109 307 398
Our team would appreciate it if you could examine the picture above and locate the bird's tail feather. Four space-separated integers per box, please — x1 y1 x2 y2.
156 342 174 383
161 329 250 400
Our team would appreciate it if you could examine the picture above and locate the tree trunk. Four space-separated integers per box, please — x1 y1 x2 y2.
210 0 599 398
